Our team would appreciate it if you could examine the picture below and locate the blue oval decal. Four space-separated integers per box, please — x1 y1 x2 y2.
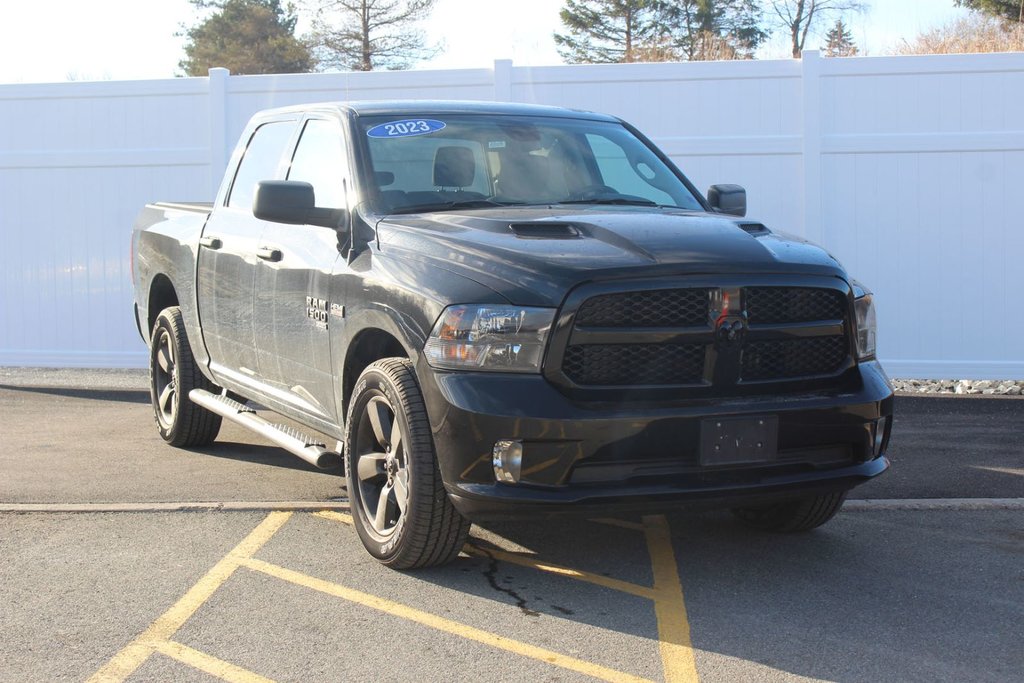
367 119 446 139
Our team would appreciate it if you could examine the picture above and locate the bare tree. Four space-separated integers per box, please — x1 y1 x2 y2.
309 0 439 71
768 0 865 58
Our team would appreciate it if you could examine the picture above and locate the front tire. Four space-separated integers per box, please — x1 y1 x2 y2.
731 492 847 532
345 358 470 569
149 307 221 447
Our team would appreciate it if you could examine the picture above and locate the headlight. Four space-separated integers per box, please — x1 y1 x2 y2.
424 305 555 373
854 294 876 360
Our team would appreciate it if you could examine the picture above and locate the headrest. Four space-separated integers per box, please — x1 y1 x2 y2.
433 146 476 188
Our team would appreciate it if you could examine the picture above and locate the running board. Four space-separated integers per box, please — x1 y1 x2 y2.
189 389 342 469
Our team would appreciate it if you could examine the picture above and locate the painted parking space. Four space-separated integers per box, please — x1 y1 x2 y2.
89 510 697 683
66 506 1024 683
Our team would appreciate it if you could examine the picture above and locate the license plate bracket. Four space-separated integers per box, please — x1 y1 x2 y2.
700 416 778 466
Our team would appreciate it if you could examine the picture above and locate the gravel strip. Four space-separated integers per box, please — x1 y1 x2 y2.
0 367 148 390
892 378 1024 396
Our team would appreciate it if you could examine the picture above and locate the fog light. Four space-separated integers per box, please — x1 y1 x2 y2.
873 417 888 457
493 440 523 483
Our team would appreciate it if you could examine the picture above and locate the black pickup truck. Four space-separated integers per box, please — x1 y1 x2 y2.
132 101 892 568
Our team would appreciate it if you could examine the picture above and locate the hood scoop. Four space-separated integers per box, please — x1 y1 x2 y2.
509 222 581 239
737 221 770 235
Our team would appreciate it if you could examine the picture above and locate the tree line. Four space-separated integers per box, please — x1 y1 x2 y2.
179 0 1024 77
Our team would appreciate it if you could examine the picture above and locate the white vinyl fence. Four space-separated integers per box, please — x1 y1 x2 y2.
1 51 1022 378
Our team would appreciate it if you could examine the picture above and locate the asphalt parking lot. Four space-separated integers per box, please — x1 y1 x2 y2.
1 371 1022 682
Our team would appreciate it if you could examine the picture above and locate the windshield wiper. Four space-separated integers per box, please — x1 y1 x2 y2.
554 197 659 207
388 199 523 214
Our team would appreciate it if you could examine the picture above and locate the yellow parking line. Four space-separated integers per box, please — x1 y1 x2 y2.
316 508 700 681
313 509 353 525
155 640 275 683
463 545 657 600
87 511 292 683
592 518 647 532
643 515 699 683
242 556 653 683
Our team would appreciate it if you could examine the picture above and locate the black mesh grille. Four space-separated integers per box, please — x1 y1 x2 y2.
741 336 848 381
574 289 710 328
745 287 846 324
563 344 705 386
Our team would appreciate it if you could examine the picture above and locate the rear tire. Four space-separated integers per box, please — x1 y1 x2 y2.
731 492 847 532
345 358 470 569
149 307 222 447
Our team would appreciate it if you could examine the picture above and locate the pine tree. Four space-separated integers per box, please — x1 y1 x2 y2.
179 0 313 76
555 1 767 64
554 0 662 64
956 0 1024 25
659 0 767 61
822 18 858 57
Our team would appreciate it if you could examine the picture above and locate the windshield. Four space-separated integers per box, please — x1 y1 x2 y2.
357 114 704 214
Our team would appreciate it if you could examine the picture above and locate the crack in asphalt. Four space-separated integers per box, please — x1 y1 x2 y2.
479 549 540 617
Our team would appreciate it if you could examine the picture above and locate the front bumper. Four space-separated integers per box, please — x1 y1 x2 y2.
419 360 894 520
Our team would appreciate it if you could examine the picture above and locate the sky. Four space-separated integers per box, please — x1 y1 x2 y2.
0 0 973 84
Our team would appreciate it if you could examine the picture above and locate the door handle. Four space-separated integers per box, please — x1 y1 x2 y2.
256 246 283 262
198 236 222 249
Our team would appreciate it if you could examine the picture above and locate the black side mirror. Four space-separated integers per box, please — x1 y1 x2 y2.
707 184 746 217
253 180 347 229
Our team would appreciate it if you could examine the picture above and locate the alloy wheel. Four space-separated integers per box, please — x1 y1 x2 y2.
354 395 409 536
153 328 177 428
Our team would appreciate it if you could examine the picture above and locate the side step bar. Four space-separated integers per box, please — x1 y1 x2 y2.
189 389 342 470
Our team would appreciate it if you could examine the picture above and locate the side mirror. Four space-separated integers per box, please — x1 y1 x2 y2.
707 184 746 217
253 180 347 229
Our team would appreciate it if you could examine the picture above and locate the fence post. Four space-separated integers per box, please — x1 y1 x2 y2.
493 59 513 102
801 50 823 245
208 67 230 199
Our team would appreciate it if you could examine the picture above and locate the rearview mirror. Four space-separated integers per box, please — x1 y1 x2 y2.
253 180 347 229
707 184 746 217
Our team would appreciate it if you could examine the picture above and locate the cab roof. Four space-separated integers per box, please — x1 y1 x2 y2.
255 100 620 123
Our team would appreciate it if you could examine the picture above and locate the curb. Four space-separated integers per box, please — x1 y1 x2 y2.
843 498 1024 511
0 498 1021 513
0 500 350 513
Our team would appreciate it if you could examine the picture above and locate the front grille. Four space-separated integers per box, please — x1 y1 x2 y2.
562 343 705 386
559 284 853 389
746 287 845 323
574 288 710 328
741 336 848 381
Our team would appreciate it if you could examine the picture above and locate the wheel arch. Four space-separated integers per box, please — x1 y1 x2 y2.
341 327 410 419
147 274 179 339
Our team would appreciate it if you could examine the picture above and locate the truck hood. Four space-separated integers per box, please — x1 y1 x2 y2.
374 206 848 306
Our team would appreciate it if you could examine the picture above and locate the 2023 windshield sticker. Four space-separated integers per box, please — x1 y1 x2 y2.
366 119 446 138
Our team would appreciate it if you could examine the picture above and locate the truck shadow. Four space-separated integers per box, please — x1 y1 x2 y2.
399 509 1020 683
0 384 150 404
189 441 343 474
